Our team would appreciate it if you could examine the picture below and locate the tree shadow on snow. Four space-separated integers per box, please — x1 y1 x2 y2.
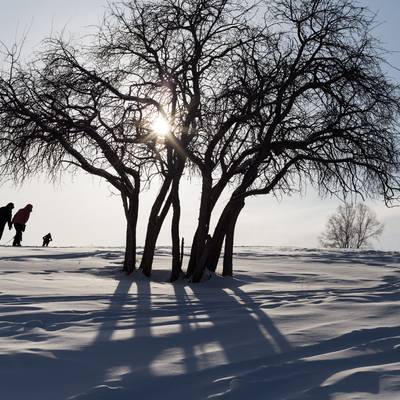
0 251 399 399
0 264 292 399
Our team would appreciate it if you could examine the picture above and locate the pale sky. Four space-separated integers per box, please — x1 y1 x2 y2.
0 0 400 250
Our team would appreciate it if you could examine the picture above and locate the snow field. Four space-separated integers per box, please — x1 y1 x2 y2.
0 246 399 399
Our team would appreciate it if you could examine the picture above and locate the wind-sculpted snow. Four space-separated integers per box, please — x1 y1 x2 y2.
0 246 399 399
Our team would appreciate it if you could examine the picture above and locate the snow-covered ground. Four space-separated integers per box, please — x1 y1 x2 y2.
0 246 399 399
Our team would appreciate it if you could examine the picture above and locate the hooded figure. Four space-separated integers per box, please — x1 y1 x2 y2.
42 233 52 247
12 204 33 246
0 202 14 241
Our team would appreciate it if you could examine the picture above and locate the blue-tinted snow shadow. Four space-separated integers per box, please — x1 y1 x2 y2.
0 248 399 399
0 264 289 399
67 272 289 399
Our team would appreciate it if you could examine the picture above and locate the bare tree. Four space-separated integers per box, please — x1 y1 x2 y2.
190 0 400 281
94 0 261 279
319 203 384 248
0 40 159 273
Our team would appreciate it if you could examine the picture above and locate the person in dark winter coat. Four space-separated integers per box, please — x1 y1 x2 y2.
42 233 52 247
12 204 33 246
0 202 14 241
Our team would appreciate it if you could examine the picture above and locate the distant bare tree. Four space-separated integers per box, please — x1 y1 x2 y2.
319 203 384 249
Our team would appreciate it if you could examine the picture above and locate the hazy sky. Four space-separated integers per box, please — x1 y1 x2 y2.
1 0 400 249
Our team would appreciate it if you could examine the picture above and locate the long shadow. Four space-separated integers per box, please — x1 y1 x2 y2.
230 285 292 353
0 266 135 399
0 249 399 399
45 265 284 399
93 274 134 343
172 282 200 374
92 276 283 400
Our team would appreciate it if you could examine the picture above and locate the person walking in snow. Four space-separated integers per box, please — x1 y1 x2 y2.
42 233 52 247
12 204 33 246
0 202 14 242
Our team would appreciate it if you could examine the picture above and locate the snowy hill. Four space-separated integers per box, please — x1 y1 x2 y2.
0 246 399 399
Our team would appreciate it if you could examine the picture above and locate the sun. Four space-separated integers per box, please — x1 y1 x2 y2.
151 115 170 138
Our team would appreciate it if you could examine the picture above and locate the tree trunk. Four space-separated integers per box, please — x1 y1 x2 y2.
122 192 139 274
180 237 185 268
186 175 213 277
191 197 244 282
186 230 198 278
222 200 244 276
123 219 135 274
170 175 182 282
204 165 260 276
140 176 172 276
187 173 230 277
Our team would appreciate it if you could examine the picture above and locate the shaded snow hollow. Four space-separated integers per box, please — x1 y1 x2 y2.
0 246 399 399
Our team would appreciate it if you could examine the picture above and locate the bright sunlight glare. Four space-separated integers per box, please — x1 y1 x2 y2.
151 116 170 137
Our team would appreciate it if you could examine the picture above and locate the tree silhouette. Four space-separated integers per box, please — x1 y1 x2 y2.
320 203 384 249
0 37 158 273
1 0 400 281
190 0 400 281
